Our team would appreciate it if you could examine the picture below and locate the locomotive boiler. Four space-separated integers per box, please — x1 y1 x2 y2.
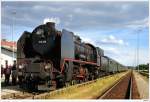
17 22 126 91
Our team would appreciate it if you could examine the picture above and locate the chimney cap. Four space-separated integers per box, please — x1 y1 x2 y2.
46 22 55 29
46 22 55 25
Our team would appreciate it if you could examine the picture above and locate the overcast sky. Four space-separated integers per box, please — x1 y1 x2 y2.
1 1 149 66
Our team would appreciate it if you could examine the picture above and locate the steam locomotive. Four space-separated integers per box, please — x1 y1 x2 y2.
17 22 126 91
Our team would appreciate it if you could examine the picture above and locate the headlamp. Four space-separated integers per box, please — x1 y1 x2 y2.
45 64 51 70
19 64 24 69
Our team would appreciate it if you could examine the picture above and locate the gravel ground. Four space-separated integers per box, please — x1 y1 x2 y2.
132 72 140 99
1 85 22 96
133 71 149 99
1 76 21 97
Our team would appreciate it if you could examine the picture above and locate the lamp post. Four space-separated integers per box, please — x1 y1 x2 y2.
12 11 16 64
137 29 141 72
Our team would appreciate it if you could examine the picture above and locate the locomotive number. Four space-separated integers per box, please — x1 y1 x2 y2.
38 40 47 44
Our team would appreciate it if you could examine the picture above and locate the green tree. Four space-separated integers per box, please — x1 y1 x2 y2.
136 63 149 71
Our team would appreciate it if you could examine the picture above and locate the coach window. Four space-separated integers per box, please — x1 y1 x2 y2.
81 46 84 53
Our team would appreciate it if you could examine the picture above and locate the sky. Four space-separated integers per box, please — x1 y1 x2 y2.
1 1 149 66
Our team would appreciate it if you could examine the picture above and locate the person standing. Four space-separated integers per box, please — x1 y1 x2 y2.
1 65 4 78
18 64 24 88
4 60 11 85
11 60 17 85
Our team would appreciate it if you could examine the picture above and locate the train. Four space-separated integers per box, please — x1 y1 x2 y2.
17 22 127 91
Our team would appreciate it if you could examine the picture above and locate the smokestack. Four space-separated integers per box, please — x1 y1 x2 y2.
46 22 55 29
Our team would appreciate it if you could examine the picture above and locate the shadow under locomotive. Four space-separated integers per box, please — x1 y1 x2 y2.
17 22 126 92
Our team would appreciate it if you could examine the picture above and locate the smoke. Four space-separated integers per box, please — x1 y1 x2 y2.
43 17 60 25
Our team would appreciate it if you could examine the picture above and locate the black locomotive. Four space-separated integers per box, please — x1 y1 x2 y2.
17 22 126 91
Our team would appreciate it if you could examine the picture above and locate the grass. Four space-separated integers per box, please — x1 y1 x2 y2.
34 71 129 99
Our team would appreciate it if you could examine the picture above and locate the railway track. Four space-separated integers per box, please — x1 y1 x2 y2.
28 71 130 99
2 71 138 99
97 71 140 99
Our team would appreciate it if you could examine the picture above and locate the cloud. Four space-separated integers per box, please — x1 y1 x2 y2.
43 17 60 25
1 1 148 66
81 37 96 45
102 46 148 66
103 47 120 55
1 2 148 30
33 5 63 12
98 35 128 46
68 14 73 21
64 14 73 27
126 17 149 29
74 7 104 16
115 48 149 66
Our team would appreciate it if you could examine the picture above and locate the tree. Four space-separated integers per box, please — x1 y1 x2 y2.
136 63 149 71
